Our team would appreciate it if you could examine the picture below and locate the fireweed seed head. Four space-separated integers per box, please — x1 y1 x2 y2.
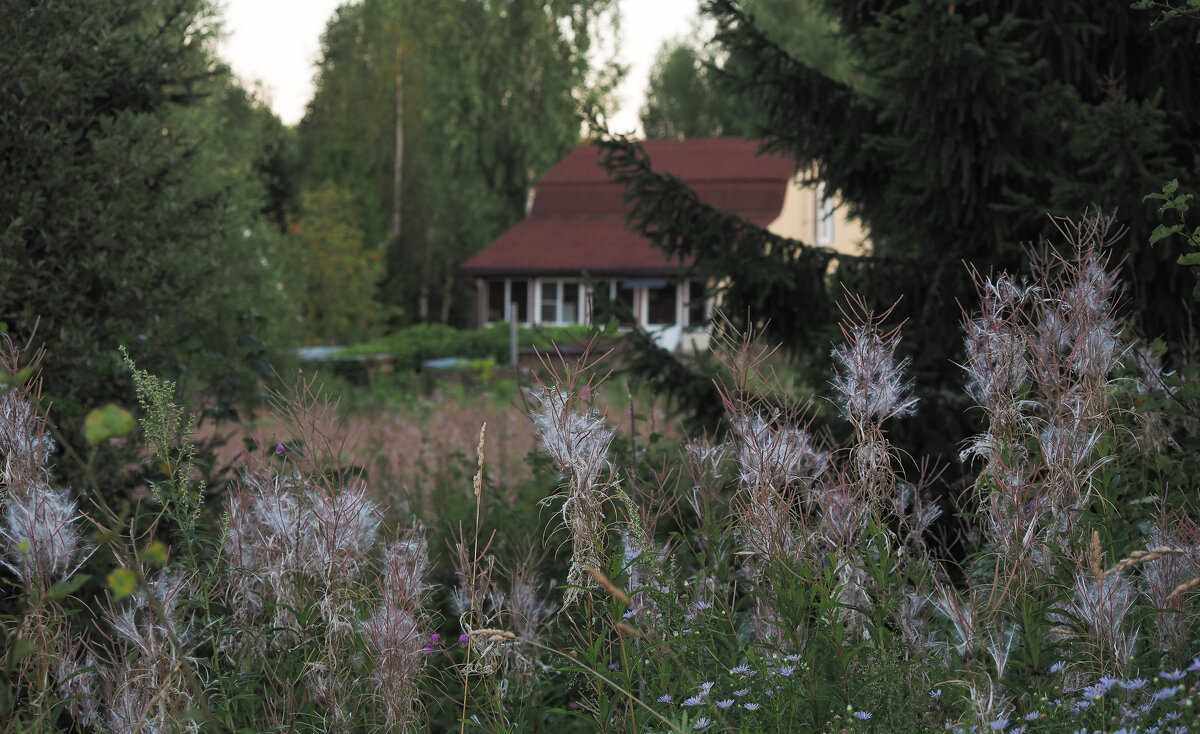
830 319 918 426
730 413 829 490
0 481 92 587
0 393 55 486
528 386 615 490
305 484 381 584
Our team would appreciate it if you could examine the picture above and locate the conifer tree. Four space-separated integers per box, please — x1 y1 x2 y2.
595 0 1200 450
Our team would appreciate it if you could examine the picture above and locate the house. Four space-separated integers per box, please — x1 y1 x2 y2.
460 138 868 351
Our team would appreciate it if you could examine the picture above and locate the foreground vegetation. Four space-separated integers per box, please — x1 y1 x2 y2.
2 214 1199 732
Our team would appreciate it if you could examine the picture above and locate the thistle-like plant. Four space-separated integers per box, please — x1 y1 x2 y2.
528 383 616 607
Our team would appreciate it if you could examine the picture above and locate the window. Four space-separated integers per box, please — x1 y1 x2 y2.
816 182 835 245
538 279 582 324
485 279 528 323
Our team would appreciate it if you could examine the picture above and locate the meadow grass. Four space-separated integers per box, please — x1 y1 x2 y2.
2 213 1199 732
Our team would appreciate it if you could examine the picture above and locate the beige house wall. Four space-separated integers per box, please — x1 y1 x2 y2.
767 175 870 257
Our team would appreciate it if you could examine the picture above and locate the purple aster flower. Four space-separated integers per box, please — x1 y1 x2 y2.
1160 669 1185 681
743 702 759 710
682 696 703 707
694 718 710 730
275 443 286 455
1153 685 1179 701
1187 657 1200 673
698 681 714 696
733 688 749 697
657 694 672 704
854 711 872 720
990 719 1008 730
930 688 942 699
1049 661 1066 673
778 665 796 677
730 663 751 675
1024 711 1040 721
1118 678 1148 690
716 699 734 709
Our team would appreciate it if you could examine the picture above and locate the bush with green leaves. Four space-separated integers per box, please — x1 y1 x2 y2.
340 322 598 370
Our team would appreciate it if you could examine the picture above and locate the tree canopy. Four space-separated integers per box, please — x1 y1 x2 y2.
640 37 749 139
298 0 620 328
0 0 296 421
596 0 1200 457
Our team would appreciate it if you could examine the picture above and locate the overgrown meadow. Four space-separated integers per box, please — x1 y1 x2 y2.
3 214 1200 733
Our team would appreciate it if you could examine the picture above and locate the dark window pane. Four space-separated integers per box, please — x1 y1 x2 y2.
541 281 558 322
509 280 527 323
616 283 636 325
562 282 579 323
487 281 506 323
647 285 675 324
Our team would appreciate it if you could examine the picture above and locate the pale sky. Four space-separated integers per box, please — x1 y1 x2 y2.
215 0 701 133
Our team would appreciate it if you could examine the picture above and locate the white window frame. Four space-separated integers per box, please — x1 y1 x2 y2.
535 278 586 325
816 182 835 245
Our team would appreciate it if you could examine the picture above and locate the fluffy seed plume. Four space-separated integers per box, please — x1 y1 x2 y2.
528 385 615 607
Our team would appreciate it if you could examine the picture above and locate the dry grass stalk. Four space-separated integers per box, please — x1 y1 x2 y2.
583 564 630 605
1165 576 1200 603
1105 546 1192 576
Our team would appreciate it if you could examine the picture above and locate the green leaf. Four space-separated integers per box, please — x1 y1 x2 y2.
0 366 33 387
83 403 137 445
1150 224 1185 246
143 541 168 567
44 573 91 602
1177 252 1200 266
3 638 34 670
106 567 137 599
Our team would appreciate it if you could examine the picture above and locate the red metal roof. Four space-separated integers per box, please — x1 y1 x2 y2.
461 138 796 277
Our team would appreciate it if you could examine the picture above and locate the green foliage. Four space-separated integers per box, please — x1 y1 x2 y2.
701 0 1200 340
339 322 596 371
82 404 136 446
122 347 205 553
1147 179 1200 298
292 181 386 344
300 0 619 327
1134 0 1200 39
0 0 298 503
640 39 751 140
